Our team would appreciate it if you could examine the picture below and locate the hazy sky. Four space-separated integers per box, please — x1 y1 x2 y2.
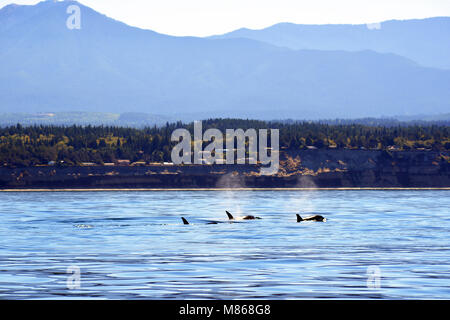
1 0 450 36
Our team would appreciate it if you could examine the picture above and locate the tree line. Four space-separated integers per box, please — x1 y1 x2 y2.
0 120 448 167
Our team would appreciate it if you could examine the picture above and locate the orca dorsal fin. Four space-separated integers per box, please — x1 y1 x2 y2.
181 217 189 225
226 211 234 220
296 214 303 222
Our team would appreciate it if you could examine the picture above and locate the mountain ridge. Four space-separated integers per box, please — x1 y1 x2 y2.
1 1 449 120
211 17 450 70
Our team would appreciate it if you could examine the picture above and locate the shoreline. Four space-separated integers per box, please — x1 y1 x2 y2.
1 149 449 190
1 187 450 192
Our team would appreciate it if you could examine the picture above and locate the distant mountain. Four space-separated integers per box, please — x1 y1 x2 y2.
212 18 450 70
0 112 172 127
1 112 448 128
1 1 449 120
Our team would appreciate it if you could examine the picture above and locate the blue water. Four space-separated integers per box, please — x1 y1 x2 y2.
0 190 449 299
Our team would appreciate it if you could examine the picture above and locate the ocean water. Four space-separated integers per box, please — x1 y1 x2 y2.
0 190 449 299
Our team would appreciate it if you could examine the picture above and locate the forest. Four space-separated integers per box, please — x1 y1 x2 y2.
0 119 449 167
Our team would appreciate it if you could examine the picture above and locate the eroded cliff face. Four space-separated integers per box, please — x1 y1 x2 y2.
274 150 450 187
0 150 449 189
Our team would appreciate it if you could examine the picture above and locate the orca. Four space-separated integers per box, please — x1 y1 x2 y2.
226 211 261 220
181 217 220 225
296 213 326 222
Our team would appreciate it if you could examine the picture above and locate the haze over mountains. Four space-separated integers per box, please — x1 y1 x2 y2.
212 18 450 70
0 1 449 121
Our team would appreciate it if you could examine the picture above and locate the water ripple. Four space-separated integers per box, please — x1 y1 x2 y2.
0 190 449 299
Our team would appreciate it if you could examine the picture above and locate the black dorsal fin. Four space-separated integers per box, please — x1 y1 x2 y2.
181 217 189 225
226 211 234 220
296 214 303 222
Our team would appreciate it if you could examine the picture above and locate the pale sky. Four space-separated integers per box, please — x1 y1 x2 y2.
1 0 450 36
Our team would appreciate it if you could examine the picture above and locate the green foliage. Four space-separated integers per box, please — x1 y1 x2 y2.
0 120 448 167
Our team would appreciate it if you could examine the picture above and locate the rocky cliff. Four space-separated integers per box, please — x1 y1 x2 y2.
0 150 448 189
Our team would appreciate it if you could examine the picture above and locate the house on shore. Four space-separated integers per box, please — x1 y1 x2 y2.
116 160 131 166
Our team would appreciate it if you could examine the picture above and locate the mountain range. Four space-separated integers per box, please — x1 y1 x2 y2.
211 18 450 70
0 1 449 120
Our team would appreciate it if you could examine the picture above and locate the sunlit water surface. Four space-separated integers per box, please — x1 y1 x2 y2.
0 190 449 299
